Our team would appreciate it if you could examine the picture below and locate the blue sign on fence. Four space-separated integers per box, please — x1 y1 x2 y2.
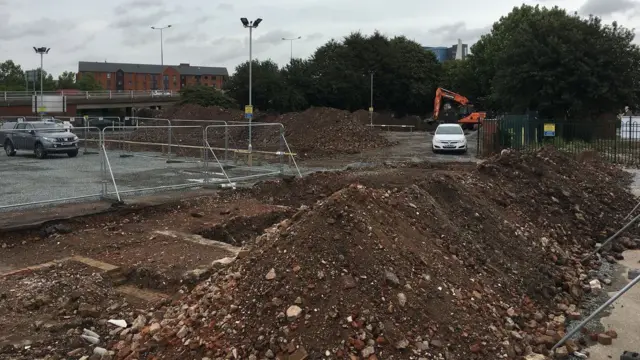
543 123 555 137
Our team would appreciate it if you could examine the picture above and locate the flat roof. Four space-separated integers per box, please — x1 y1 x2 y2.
78 61 228 76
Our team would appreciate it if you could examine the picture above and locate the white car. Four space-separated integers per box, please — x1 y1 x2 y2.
432 123 467 153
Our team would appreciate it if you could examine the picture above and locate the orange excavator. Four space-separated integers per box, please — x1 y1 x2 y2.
432 87 486 129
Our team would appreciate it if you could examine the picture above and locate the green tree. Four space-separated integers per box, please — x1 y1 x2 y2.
77 73 103 91
57 71 78 89
0 60 26 91
179 85 238 108
224 60 286 112
468 5 640 119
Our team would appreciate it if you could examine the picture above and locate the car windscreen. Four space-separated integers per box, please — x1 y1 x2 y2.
435 126 463 135
32 123 60 132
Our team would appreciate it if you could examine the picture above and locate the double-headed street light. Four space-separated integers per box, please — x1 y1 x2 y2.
281 36 301 63
240 17 262 153
151 25 172 90
33 46 50 110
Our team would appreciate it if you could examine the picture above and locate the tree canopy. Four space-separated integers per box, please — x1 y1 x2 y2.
223 6 640 120
179 84 238 108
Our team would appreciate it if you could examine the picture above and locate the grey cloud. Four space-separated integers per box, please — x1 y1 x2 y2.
63 34 97 53
305 33 323 42
0 17 75 41
255 30 297 45
165 32 198 44
579 0 638 16
427 22 490 45
216 3 233 11
111 9 172 29
113 0 163 13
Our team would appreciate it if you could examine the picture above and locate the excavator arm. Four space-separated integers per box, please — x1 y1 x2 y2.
433 87 470 120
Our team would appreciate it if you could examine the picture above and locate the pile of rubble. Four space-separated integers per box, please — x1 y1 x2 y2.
100 148 640 359
126 105 393 159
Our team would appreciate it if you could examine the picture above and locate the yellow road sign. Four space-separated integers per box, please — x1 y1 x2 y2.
368 107 374 113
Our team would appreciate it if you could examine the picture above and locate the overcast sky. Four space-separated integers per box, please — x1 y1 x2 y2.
0 0 638 77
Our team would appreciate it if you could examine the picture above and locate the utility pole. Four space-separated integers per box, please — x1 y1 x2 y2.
281 36 301 63
151 25 172 90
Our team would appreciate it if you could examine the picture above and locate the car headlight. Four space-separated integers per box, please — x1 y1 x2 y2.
41 137 53 142
73 136 79 141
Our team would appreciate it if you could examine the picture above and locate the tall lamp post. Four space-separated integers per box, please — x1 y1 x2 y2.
33 47 50 112
281 36 301 63
151 25 172 90
240 17 262 154
370 72 374 126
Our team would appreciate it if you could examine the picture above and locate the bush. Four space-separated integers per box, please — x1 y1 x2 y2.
179 85 238 108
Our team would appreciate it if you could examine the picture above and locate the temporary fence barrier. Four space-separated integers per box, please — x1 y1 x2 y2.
367 124 415 132
0 127 122 211
477 116 640 165
203 123 301 187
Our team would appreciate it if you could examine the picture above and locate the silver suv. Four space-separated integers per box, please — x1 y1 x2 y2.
2 121 80 159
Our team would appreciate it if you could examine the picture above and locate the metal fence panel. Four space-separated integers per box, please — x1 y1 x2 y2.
477 116 640 165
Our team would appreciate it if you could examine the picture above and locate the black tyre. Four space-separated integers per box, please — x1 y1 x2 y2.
34 143 47 159
4 141 16 156
67 149 79 158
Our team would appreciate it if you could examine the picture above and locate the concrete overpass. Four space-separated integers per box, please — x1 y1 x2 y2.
0 90 180 116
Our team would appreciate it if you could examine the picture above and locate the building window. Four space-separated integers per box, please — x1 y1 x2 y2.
107 73 111 79
204 76 208 80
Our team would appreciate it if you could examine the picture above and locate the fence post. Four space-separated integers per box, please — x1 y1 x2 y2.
203 127 208 185
476 122 482 157
100 131 107 198
279 126 285 175
224 124 229 163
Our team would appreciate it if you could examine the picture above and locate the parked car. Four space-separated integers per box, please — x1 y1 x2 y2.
2 121 79 158
151 90 172 97
431 123 467 153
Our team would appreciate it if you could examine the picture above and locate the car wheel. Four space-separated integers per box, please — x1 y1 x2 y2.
34 143 47 159
67 149 79 158
4 141 16 156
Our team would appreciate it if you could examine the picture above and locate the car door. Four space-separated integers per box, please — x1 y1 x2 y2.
12 123 26 149
23 124 37 150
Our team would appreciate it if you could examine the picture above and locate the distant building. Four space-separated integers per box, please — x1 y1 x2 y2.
77 61 229 92
424 41 468 62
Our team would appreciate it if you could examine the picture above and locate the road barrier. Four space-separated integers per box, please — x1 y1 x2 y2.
367 124 415 132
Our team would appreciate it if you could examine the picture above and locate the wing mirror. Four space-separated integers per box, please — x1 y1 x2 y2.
29 130 36 135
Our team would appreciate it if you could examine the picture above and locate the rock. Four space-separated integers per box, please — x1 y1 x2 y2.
265 268 276 280
78 303 100 318
81 335 100 345
602 278 612 285
395 339 409 349
149 323 161 334
470 343 482 353
397 293 407 307
524 354 548 360
362 346 375 357
342 275 357 289
131 315 147 331
384 270 400 287
265 349 274 358
176 325 188 339
605 329 618 339
294 297 303 305
190 212 204 218
93 347 108 356
289 347 308 360
568 312 581 320
430 339 443 348
67 348 84 356
597 333 612 345
554 346 569 359
589 279 602 293
629 268 640 280
415 341 429 351
286 305 302 321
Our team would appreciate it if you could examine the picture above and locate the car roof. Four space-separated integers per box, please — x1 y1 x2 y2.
436 123 462 127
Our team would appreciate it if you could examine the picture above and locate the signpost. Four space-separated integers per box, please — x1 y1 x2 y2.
244 105 253 119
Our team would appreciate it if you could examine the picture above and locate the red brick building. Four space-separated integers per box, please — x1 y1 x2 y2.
77 61 228 92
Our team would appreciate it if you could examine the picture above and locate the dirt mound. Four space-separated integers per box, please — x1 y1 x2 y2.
107 149 640 359
265 107 392 158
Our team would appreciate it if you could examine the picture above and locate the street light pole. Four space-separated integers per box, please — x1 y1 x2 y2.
33 47 50 113
240 17 263 154
281 36 301 63
151 25 172 90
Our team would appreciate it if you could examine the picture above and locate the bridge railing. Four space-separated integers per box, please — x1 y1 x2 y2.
2 90 180 100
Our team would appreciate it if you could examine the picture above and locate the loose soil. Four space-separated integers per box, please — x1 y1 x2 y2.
1 148 638 360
